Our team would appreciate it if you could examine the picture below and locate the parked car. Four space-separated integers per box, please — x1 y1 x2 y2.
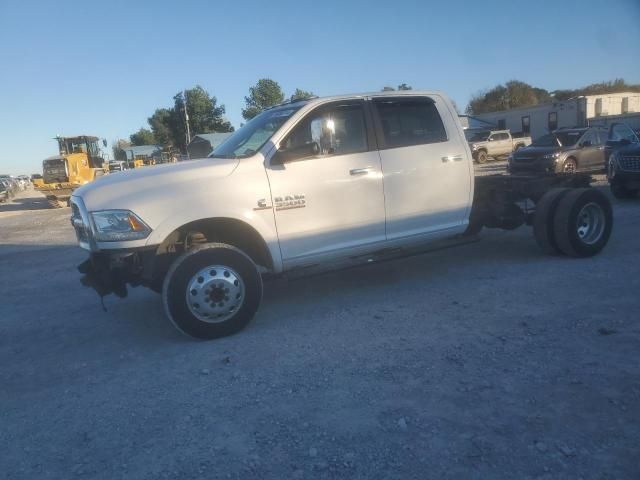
508 126 609 174
70 90 612 340
0 179 15 199
605 123 640 199
0 181 8 202
468 129 532 163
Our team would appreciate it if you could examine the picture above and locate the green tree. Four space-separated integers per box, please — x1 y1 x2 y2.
148 108 173 147
291 88 315 101
129 128 156 146
466 80 551 114
142 86 233 152
553 78 640 101
397 83 412 91
242 78 285 120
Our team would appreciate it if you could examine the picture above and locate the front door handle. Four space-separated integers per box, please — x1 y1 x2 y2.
350 167 373 175
442 155 463 163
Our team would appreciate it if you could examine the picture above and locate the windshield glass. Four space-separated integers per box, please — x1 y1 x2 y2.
210 104 306 159
555 131 583 146
531 134 558 147
466 130 490 142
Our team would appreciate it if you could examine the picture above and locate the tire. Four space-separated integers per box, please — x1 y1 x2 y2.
553 188 613 258
562 158 577 174
533 188 570 255
162 243 263 339
610 181 638 199
476 151 488 164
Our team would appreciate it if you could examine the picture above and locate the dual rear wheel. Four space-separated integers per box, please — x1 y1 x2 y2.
533 187 612 257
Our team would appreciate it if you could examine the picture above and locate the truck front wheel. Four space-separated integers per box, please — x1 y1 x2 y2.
162 243 263 339
552 188 613 258
476 151 488 164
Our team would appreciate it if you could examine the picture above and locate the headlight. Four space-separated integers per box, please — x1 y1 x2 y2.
471 144 478 150
543 152 561 160
90 210 151 241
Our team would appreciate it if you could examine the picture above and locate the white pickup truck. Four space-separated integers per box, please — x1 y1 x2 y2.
467 129 532 164
71 91 613 339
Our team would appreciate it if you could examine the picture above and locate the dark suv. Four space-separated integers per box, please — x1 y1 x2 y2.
508 126 608 174
606 123 640 199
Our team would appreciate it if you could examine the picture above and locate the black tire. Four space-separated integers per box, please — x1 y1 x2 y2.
610 181 638 199
162 243 263 339
533 188 570 255
553 188 613 258
476 151 488 164
562 157 577 174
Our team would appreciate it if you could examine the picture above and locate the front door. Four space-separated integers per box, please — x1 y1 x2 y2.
371 95 473 240
266 100 386 264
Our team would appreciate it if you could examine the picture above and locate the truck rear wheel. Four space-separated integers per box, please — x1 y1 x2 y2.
162 243 263 339
552 188 613 258
533 188 570 255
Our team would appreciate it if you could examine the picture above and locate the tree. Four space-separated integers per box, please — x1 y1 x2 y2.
141 85 233 152
291 88 315 101
466 80 551 114
148 108 173 147
130 128 156 146
553 78 640 101
242 78 285 120
397 83 412 91
382 86 395 91
112 139 130 161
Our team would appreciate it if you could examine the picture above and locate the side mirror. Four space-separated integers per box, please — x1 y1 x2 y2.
271 142 320 165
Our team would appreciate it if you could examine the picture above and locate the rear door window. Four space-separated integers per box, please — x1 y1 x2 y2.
372 98 447 149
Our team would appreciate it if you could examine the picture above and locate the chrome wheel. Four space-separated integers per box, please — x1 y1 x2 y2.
576 202 605 245
186 265 245 323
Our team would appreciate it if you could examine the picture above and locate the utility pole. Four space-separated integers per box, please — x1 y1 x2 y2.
184 90 191 148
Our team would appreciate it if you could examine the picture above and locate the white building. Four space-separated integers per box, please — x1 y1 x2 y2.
473 92 640 139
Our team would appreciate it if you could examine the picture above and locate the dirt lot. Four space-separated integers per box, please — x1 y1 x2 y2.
1 181 639 479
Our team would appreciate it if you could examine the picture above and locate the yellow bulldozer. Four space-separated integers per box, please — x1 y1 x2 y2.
34 135 106 208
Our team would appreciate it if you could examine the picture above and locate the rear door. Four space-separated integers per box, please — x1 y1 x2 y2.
371 95 473 240
578 129 603 170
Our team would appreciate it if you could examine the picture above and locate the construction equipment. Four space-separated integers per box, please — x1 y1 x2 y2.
35 135 105 208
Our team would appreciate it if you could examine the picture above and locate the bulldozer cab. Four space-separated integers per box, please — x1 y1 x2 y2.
57 136 103 169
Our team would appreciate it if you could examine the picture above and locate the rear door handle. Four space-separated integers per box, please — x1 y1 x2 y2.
350 167 373 175
442 155 463 163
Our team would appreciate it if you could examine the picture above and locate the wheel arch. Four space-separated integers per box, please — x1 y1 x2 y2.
157 217 275 271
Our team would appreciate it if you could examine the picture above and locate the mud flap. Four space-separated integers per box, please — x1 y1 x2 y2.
78 258 128 299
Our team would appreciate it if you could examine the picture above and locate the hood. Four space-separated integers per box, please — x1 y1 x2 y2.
513 145 564 158
74 157 239 213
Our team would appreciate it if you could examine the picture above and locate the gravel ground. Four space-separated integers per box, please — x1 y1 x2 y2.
1 184 639 479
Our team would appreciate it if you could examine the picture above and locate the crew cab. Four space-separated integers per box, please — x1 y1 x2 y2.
508 126 609 174
467 129 531 164
70 91 613 339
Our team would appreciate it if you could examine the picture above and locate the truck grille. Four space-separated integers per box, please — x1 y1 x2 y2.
514 156 536 162
619 155 640 172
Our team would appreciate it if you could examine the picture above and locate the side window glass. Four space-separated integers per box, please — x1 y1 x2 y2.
610 124 638 143
374 99 447 148
281 104 367 158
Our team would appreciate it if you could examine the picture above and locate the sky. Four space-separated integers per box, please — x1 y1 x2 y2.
0 0 639 175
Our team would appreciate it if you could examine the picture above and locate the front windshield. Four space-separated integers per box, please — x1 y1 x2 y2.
466 130 490 142
531 133 560 147
210 104 305 159
554 131 583 147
